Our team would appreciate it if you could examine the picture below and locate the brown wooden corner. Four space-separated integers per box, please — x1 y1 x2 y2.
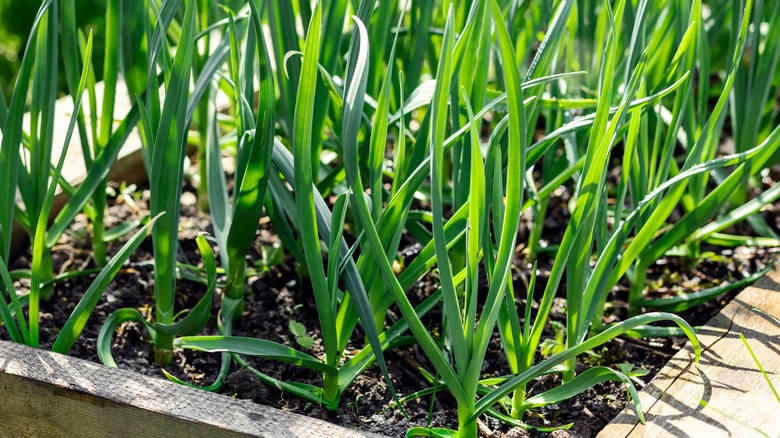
599 268 780 437
0 341 386 438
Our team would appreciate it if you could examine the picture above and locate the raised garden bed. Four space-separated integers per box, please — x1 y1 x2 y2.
3 1 780 437
5 86 776 437
0 340 380 438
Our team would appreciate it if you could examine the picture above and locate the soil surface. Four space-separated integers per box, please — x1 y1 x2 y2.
5 170 779 437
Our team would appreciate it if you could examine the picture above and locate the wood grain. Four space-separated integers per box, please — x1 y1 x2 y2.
600 268 780 438
0 341 385 438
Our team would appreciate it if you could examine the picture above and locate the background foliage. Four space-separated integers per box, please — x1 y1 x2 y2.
0 0 104 99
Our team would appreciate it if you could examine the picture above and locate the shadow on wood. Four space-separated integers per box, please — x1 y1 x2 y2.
599 269 780 438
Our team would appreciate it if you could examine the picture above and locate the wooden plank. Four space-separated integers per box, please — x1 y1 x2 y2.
600 268 780 438
0 340 385 438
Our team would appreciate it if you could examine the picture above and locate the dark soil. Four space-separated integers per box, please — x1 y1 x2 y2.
5 172 778 438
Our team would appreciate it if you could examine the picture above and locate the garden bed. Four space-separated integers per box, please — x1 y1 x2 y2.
0 340 380 438
6 144 778 437
4 181 655 437
7 90 779 436
3 1 780 437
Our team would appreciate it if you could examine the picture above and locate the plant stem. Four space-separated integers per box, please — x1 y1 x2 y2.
323 371 339 409
195 0 210 212
510 383 527 419
562 358 576 382
527 198 549 260
154 331 174 365
39 246 55 301
368 277 385 335
92 180 107 267
225 262 246 322
197 134 209 211
457 406 478 438
93 0 118 267
628 266 647 317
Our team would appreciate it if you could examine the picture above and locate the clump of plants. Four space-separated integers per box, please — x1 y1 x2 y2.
1 0 779 436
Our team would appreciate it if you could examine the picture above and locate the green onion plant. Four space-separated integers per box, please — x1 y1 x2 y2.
97 0 217 365
0 18 159 353
4 0 780 436
59 0 146 267
2 0 139 300
170 1 400 410
254 1 697 434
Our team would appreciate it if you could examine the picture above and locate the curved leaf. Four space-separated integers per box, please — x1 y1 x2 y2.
154 233 216 336
173 335 336 374
473 313 700 419
53 213 161 354
97 308 158 368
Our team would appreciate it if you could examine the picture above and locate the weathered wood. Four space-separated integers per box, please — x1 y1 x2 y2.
0 341 385 438
600 268 780 438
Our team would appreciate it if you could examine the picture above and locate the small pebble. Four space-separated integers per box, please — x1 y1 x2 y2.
503 427 530 438
551 429 579 438
180 191 197 207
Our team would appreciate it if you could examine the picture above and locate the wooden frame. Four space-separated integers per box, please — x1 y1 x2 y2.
600 268 780 437
0 341 382 437
4 81 383 437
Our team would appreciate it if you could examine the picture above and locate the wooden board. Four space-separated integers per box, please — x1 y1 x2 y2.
0 341 385 438
600 268 780 438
